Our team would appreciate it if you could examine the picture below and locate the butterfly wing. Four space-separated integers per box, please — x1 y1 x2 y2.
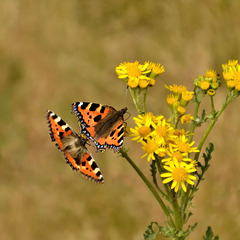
46 110 104 183
72 102 127 151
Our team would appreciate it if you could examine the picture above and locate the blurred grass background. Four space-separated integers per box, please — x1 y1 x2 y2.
1 0 240 239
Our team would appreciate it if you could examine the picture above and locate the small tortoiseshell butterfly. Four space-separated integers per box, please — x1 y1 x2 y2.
46 110 104 183
72 102 127 152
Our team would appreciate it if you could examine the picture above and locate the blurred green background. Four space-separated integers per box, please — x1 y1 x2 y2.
1 0 240 239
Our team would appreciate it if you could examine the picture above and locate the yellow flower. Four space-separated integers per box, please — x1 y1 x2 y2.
222 59 240 92
205 69 217 78
198 80 210 90
227 59 238 66
161 159 197 192
177 106 186 115
226 80 235 89
166 95 179 106
148 78 156 86
130 124 151 142
162 150 192 164
181 91 194 102
175 135 199 154
139 78 149 88
180 114 194 124
207 89 216 96
128 77 139 88
116 61 150 79
146 61 165 76
165 84 187 94
133 112 161 127
151 117 175 143
141 137 163 162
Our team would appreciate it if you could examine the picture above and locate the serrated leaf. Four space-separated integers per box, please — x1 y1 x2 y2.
203 226 219 240
143 222 163 240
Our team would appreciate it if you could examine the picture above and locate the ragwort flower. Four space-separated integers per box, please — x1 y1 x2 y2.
161 159 197 192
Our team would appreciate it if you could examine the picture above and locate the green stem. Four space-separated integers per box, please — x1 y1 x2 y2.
142 87 148 113
172 196 183 233
210 96 216 116
129 88 141 113
189 98 200 143
194 92 237 161
119 149 175 228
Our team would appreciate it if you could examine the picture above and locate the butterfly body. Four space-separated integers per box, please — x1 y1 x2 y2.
72 102 127 151
46 110 104 183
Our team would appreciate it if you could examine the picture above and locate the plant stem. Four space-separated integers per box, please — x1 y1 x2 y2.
142 87 148 113
189 98 200 143
129 88 142 114
194 92 236 161
119 149 175 228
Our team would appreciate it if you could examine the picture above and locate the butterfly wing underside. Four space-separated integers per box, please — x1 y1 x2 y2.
46 110 104 183
72 102 126 151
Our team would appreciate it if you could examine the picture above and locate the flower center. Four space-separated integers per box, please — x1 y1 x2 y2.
172 167 187 182
172 151 182 162
156 125 168 138
138 126 151 137
143 141 158 153
126 63 142 77
178 142 190 153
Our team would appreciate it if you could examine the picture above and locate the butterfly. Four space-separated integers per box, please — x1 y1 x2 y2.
46 110 104 183
72 102 127 152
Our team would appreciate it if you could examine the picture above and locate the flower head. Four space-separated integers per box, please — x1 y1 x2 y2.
141 137 163 162
161 159 196 192
180 114 194 124
222 59 240 92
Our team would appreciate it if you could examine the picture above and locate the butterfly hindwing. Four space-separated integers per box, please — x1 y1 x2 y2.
46 110 104 183
72 102 127 151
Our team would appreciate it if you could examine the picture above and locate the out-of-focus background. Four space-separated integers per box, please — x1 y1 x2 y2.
1 1 240 239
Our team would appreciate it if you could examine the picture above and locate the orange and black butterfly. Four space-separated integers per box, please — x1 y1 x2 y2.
72 102 127 152
46 110 104 183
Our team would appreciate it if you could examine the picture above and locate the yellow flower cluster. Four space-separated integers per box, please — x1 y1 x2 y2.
165 84 194 123
130 113 198 192
194 69 221 96
116 61 165 89
222 59 240 91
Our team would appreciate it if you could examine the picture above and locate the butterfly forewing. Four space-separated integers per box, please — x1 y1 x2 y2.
72 102 127 151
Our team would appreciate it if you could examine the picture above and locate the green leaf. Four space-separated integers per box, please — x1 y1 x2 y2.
203 226 219 240
143 222 162 240
196 142 214 187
